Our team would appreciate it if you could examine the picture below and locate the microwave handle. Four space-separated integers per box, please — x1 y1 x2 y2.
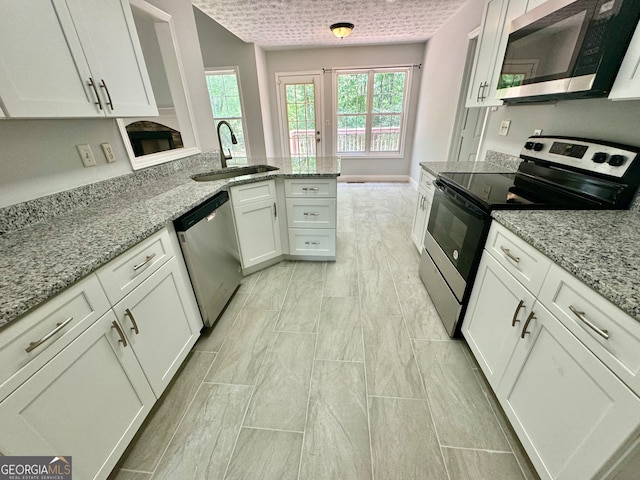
434 179 486 218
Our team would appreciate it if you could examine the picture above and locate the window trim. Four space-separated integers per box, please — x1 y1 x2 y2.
332 66 412 159
204 66 251 162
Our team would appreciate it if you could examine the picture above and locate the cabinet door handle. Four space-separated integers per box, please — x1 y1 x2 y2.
133 253 156 271
111 321 128 347
87 77 103 110
511 300 524 327
500 246 520 263
273 202 277 218
302 187 320 192
477 82 483 102
481 81 488 100
125 308 140 335
305 241 321 245
25 316 74 353
303 212 320 216
100 79 114 110
521 311 535 339
568 305 609 340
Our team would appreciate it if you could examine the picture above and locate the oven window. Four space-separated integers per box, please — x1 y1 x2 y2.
427 189 488 281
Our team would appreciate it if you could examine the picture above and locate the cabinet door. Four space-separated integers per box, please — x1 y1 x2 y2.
0 0 99 117
609 22 640 100
466 0 506 107
233 198 282 268
410 191 428 252
65 0 157 117
0 310 155 480
462 251 536 389
113 258 201 398
498 303 640 480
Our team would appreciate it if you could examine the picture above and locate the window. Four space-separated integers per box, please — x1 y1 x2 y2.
335 67 410 156
205 68 249 164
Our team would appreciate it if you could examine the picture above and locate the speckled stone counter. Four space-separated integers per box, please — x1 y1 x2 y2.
420 160 517 177
0 155 340 327
492 210 640 321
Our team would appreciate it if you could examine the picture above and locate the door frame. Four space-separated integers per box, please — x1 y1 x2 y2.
447 27 488 164
274 70 325 158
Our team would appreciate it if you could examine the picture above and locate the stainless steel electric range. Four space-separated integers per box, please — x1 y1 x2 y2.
419 136 640 337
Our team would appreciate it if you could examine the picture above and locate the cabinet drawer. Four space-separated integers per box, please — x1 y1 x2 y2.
419 170 436 196
96 228 174 304
286 198 336 228
539 264 640 395
0 274 110 401
284 178 337 197
486 222 551 295
230 180 276 206
288 229 336 257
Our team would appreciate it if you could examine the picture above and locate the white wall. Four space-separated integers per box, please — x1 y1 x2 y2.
255 45 276 158
194 7 267 159
0 0 215 208
409 0 484 183
480 98 640 160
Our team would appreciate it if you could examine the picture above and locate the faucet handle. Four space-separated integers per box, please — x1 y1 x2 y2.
224 148 233 160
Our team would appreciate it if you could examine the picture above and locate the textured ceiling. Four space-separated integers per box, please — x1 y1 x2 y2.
192 0 469 49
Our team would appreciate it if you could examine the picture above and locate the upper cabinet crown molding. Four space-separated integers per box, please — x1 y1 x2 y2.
0 0 157 118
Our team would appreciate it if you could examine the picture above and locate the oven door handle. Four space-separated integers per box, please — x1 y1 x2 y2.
434 179 486 218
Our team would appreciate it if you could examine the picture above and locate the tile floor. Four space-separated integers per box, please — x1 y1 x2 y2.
109 183 540 480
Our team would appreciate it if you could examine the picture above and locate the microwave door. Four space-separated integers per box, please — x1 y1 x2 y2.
496 0 596 99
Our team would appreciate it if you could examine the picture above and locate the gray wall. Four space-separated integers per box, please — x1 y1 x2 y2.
409 0 484 183
194 7 267 159
265 43 425 178
0 0 215 208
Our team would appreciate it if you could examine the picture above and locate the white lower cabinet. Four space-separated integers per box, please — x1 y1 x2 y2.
0 310 155 480
463 221 640 480
410 169 435 252
231 181 282 269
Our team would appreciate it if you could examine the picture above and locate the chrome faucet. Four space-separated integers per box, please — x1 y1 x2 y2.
216 120 238 168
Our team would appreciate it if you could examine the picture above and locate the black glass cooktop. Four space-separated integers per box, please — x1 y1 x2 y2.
438 169 617 211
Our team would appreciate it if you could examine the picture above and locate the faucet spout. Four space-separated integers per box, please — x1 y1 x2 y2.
216 120 238 169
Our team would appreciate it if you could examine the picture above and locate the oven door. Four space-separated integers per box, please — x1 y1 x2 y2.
424 181 489 300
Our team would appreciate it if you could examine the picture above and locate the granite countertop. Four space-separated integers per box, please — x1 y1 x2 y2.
0 155 340 327
492 210 640 321
420 160 517 176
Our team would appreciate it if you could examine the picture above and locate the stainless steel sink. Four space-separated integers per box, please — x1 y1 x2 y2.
192 165 279 182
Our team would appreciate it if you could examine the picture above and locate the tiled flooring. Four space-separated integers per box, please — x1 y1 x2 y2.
109 183 540 480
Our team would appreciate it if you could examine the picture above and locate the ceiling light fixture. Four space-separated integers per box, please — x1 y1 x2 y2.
330 22 354 39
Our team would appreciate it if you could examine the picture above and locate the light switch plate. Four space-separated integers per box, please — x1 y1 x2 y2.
101 143 116 163
499 120 511 136
77 144 96 167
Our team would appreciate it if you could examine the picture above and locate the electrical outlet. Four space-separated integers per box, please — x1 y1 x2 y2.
499 120 511 136
101 143 116 163
533 129 543 136
77 144 96 167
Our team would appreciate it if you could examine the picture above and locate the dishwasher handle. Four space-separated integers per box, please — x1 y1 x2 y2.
174 191 230 231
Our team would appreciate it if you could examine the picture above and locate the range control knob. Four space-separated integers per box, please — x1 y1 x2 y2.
533 142 544 152
524 141 535 150
608 154 626 167
592 152 608 163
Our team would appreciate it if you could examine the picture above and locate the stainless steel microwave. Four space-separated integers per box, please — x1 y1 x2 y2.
496 0 640 103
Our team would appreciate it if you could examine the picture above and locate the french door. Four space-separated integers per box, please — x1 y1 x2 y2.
276 73 323 160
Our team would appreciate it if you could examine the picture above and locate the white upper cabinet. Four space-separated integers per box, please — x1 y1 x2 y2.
609 21 640 100
0 0 157 118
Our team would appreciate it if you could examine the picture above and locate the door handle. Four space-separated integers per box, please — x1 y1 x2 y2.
521 311 535 339
511 300 524 327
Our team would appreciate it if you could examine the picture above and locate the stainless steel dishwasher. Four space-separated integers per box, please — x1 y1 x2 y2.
174 191 242 328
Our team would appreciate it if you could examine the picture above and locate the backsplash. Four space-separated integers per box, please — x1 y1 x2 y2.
0 152 216 235
485 150 522 170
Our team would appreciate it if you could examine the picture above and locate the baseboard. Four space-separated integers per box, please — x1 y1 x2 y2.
337 175 410 183
408 176 419 190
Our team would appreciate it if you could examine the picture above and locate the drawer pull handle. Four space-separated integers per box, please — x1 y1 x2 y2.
25 316 74 353
512 300 524 327
569 305 609 340
521 311 535 339
111 321 128 347
133 253 156 271
500 246 520 263
125 308 140 335
303 212 320 216
302 187 320 191
305 241 321 245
